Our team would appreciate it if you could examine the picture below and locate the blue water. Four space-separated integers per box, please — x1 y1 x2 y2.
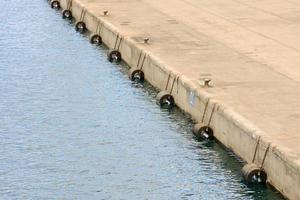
0 0 284 199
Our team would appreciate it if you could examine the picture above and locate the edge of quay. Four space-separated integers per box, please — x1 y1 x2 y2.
54 0 300 199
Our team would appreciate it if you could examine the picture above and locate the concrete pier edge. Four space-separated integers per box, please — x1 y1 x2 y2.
56 0 300 199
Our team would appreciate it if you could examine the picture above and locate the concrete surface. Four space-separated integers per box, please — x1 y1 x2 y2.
56 0 300 199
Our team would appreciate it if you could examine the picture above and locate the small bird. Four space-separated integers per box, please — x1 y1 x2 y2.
144 38 150 44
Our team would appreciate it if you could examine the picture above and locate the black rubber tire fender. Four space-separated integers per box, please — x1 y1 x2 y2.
193 123 214 140
107 50 122 63
50 0 60 9
75 21 86 33
156 91 175 109
129 68 144 82
90 33 102 45
241 163 267 184
62 9 72 20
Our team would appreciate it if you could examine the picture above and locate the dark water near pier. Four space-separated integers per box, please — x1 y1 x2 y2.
0 0 284 199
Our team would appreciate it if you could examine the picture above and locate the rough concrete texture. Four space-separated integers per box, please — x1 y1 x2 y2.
57 0 300 199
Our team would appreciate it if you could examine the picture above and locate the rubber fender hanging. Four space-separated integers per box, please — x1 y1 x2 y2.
62 9 72 20
192 123 214 140
50 0 60 9
241 163 267 184
90 34 102 45
75 21 86 33
107 50 122 63
129 68 144 82
156 91 175 109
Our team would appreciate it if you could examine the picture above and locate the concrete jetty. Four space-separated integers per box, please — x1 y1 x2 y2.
51 0 300 199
